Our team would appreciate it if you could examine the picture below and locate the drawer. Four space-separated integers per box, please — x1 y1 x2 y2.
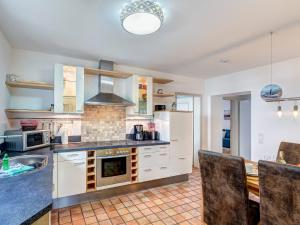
139 152 156 167
139 167 156 182
156 151 170 165
157 165 170 178
57 151 86 162
157 145 170 152
139 146 157 154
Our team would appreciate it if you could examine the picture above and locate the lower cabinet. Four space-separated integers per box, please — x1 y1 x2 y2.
56 151 87 198
169 154 193 176
138 145 171 182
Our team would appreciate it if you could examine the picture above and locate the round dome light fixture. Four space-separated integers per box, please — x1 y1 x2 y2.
120 0 164 35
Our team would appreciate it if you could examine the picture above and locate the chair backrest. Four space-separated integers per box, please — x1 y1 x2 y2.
259 160 300 225
277 142 300 165
199 150 249 225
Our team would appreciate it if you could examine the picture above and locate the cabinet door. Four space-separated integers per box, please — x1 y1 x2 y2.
58 159 86 198
170 112 193 156
52 154 58 199
76 67 84 113
54 64 84 114
146 76 153 115
139 167 156 182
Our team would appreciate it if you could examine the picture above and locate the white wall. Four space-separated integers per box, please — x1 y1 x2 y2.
239 99 251 160
203 57 300 161
0 29 11 141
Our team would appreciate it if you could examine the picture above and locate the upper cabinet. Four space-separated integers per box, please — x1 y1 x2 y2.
124 75 153 116
54 64 84 114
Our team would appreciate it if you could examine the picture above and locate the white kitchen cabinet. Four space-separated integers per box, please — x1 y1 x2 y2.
138 145 170 182
122 75 153 116
52 153 58 199
57 151 86 198
54 64 84 114
154 111 193 176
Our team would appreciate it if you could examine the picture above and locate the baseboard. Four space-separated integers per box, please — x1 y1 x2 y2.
53 174 189 209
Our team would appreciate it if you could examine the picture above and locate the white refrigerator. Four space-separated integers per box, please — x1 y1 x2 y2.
154 111 193 176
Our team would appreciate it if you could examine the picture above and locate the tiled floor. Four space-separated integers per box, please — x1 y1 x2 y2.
51 169 203 225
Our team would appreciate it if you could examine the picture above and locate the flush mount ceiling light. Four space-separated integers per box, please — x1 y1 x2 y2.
120 0 164 35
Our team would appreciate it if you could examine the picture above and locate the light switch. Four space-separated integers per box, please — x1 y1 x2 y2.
258 133 264 144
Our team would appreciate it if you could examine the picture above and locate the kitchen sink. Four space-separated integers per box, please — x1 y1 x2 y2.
0 155 48 178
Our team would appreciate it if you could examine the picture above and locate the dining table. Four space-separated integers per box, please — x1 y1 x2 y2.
245 160 260 196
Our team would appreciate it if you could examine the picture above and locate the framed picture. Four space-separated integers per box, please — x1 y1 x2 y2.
224 110 231 120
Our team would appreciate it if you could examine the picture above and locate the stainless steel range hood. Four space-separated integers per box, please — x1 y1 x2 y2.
85 60 135 107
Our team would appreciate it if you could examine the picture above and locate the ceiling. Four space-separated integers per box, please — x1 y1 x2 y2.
1 0 300 79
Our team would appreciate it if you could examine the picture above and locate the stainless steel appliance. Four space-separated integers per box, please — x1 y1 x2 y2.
4 129 50 152
96 148 131 188
134 124 143 141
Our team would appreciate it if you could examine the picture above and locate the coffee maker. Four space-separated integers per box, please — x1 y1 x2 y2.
133 125 143 141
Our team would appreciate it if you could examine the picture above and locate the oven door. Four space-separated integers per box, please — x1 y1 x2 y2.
96 155 131 187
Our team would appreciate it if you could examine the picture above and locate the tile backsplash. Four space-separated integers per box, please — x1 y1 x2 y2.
81 105 126 142
8 106 153 142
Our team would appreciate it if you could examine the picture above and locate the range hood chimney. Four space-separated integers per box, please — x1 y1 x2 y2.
85 60 135 106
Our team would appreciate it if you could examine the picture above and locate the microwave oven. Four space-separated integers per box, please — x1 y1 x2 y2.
4 129 50 152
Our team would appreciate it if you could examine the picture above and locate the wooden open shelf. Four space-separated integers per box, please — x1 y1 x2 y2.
5 109 51 113
84 68 132 79
153 93 175 98
86 150 96 192
131 148 138 183
153 78 174 84
6 81 54 90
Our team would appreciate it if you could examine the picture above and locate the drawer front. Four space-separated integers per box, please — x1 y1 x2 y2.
170 155 193 176
139 152 156 168
139 167 156 182
139 146 157 154
157 165 170 178
156 151 170 165
58 151 86 162
157 145 170 152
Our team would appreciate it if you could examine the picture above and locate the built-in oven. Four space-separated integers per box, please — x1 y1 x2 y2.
96 148 131 188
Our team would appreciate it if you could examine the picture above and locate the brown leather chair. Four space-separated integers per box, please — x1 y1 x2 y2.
199 150 260 225
277 142 300 165
258 160 300 225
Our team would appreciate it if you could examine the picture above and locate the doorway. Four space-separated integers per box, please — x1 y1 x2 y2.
222 94 251 159
176 93 201 167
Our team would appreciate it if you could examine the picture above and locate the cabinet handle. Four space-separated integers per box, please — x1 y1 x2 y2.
144 147 152 150
73 162 85 166
179 157 186 160
144 155 152 158
160 153 167 156
160 166 168 169
160 147 167 149
67 154 79 157
171 139 178 142
144 169 152 172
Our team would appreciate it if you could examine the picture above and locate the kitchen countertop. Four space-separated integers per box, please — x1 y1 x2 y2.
52 139 170 153
0 139 170 224
0 147 53 225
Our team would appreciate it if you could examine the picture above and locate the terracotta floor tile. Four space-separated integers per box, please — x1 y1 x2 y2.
110 216 124 225
85 216 98 224
59 216 71 224
96 213 109 221
72 219 86 225
121 213 134 222
98 220 112 225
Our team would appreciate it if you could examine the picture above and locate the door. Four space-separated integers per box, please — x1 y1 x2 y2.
58 159 86 198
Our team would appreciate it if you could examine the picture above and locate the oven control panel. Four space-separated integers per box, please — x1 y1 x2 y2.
96 148 131 157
